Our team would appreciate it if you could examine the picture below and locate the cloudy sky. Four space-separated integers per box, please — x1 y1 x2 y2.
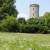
16 0 50 19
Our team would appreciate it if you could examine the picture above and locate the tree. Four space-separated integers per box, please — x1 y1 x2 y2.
43 12 50 25
25 18 39 33
0 16 19 32
0 0 18 20
43 12 50 33
17 18 26 32
17 18 26 24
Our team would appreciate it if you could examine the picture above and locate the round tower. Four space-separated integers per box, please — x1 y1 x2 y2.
30 4 39 18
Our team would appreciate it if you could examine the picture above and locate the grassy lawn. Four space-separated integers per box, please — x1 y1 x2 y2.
0 32 50 50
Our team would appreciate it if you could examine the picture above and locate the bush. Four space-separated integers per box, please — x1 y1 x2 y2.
0 16 19 32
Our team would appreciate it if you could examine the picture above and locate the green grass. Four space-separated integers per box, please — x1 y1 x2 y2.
0 32 50 50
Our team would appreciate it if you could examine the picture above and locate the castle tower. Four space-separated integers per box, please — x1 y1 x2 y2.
30 4 39 18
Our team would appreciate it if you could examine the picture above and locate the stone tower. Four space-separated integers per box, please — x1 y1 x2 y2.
30 4 39 18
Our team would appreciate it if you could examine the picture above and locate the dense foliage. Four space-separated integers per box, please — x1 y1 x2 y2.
0 0 18 20
0 16 19 32
0 12 50 33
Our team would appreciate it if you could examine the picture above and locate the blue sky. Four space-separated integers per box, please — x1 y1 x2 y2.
16 0 50 18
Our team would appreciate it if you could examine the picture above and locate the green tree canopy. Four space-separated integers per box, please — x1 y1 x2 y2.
0 0 18 20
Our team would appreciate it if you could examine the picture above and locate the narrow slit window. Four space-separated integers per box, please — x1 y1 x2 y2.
33 8 34 10
33 14 34 16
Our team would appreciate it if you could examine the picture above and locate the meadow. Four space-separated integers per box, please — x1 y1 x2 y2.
0 32 50 50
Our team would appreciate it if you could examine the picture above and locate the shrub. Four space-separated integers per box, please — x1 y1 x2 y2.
0 16 19 32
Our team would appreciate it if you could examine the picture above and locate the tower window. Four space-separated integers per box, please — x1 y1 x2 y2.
33 14 34 16
33 8 34 10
